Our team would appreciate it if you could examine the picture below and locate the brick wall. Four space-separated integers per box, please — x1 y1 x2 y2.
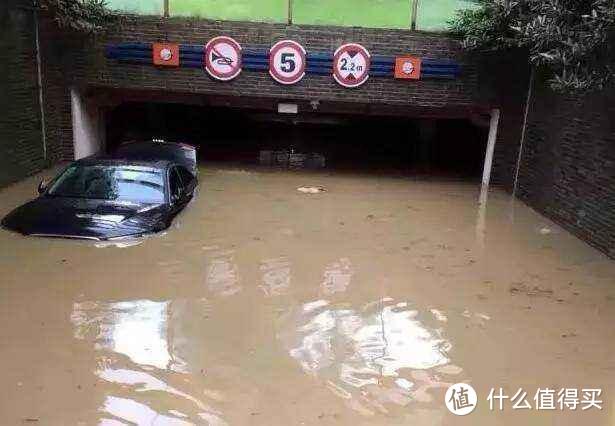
36 15 501 163
0 0 46 187
486 51 531 190
514 83 615 257
35 15 530 209
94 17 482 109
1 9 529 207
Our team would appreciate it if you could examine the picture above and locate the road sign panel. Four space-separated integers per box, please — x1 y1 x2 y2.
153 43 179 67
269 40 306 85
205 36 242 81
395 56 422 80
332 43 370 88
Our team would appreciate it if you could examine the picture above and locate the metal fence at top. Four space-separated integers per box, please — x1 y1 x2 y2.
105 0 479 32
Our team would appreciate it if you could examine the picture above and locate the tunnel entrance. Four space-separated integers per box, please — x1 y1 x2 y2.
105 100 488 180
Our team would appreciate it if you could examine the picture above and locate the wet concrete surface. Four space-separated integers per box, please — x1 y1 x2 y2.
1 163 615 425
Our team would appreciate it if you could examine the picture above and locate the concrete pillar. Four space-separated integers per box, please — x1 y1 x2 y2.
71 89 104 159
476 108 501 248
480 108 501 193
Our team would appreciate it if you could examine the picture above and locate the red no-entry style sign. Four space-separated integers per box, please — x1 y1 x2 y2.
204 36 242 81
332 43 371 88
269 40 307 85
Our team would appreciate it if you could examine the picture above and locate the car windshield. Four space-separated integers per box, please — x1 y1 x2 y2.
47 164 165 203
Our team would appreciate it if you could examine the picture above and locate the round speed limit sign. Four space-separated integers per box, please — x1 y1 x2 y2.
269 40 307 85
333 43 371 88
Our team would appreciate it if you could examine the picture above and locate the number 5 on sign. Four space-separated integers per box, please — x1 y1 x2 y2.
269 40 307 85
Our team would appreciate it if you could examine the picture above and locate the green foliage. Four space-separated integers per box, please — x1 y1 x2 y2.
41 0 117 33
450 0 615 92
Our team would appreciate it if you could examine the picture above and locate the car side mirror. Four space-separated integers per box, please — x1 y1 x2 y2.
37 179 49 194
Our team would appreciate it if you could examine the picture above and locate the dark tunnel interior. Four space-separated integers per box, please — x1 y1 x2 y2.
106 102 488 179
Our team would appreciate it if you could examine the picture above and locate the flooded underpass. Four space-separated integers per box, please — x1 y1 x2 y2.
1 164 615 425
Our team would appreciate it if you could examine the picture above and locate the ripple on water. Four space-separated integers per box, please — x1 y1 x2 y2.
259 256 292 297
278 298 464 415
204 250 242 297
321 258 354 295
72 299 181 371
71 299 225 425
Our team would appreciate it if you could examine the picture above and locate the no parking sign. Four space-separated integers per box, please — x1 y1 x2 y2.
333 43 371 88
204 36 242 81
269 40 306 85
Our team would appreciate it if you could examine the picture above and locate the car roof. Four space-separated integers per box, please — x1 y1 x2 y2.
73 156 172 170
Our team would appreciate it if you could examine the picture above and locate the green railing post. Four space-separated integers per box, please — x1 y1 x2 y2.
411 0 419 30
288 0 293 24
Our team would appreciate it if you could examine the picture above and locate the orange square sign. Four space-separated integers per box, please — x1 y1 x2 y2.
395 56 421 80
153 43 179 66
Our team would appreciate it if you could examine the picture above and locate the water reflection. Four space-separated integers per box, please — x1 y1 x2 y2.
72 299 225 425
259 256 291 296
321 258 353 295
94 239 143 249
99 369 226 425
205 250 242 297
100 395 193 425
72 299 180 370
279 298 462 414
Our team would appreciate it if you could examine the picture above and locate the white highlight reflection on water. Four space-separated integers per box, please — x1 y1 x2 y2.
259 256 292 296
72 299 175 370
205 250 242 297
280 298 457 411
100 396 193 426
72 299 226 425
321 258 354 295
286 299 450 379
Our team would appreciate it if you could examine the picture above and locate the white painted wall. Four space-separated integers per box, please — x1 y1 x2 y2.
71 89 104 159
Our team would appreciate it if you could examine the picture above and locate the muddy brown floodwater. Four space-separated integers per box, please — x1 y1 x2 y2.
1 164 615 425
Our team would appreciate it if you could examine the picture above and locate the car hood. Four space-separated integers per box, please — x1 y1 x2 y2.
1 197 168 240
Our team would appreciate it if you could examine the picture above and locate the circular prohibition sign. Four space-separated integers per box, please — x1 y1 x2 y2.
269 40 307 85
204 36 243 81
332 43 371 88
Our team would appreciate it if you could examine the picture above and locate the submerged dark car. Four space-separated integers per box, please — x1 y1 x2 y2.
1 142 197 241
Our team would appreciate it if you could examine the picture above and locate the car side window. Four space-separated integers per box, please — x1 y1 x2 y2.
169 167 183 201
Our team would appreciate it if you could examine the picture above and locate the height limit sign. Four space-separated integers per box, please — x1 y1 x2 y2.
333 43 371 88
